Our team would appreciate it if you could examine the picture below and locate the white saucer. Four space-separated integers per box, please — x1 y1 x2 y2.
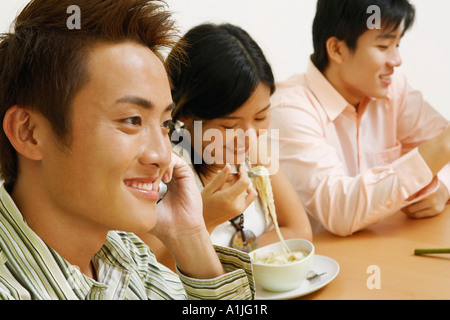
255 254 339 300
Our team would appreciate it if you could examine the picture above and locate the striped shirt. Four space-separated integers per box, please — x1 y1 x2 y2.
0 185 255 300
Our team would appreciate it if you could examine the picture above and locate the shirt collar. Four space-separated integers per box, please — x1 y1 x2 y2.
0 183 133 300
0 184 80 299
305 59 392 119
305 59 350 121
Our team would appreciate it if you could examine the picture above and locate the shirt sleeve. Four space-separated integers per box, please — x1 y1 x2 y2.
177 245 255 300
269 80 448 236
395 78 450 198
272 107 432 236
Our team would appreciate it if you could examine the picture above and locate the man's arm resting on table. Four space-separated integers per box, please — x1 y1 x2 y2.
177 245 255 300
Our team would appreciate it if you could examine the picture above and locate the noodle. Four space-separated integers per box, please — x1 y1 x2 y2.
251 165 292 257
253 250 307 265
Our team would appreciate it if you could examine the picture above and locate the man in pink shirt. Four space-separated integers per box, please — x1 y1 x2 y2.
270 0 450 236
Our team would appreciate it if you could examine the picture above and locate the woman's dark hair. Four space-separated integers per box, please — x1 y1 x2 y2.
165 23 275 176
312 0 415 72
166 23 275 123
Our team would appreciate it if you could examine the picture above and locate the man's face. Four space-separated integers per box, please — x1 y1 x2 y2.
339 26 403 105
40 42 173 233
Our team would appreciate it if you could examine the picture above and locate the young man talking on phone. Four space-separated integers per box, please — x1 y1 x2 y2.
0 0 254 300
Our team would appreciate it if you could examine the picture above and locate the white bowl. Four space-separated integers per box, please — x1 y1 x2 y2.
249 239 314 292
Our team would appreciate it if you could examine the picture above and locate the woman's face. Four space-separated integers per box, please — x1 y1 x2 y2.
190 83 272 168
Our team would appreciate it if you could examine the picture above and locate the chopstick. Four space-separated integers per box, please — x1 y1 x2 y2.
414 248 450 255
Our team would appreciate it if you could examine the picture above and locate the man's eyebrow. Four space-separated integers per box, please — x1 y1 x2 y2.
116 95 175 112
376 33 397 40
116 95 153 109
166 102 175 112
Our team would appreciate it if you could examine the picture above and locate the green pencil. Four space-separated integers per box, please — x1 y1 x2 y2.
414 248 450 255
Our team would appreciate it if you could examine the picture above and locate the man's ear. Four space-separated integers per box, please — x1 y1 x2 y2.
325 37 347 65
3 106 44 161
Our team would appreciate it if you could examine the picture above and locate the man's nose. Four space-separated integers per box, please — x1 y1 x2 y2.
388 46 402 68
138 129 172 170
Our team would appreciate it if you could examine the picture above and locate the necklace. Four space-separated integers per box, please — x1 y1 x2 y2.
229 214 258 253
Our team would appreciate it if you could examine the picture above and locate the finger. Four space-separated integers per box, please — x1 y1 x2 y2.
402 199 429 215
227 163 251 186
402 198 442 218
167 153 198 181
239 162 248 176
244 184 258 207
223 168 253 198
202 164 231 195
162 153 176 183
405 207 437 219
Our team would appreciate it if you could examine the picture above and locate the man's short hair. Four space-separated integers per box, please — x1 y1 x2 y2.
311 0 415 72
0 0 180 190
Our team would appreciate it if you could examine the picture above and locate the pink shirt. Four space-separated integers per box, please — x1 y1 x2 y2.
269 60 450 236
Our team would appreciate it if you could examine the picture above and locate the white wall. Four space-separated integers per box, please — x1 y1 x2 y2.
1 0 449 119
166 0 450 119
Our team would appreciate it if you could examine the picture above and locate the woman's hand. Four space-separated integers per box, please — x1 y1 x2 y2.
201 164 258 233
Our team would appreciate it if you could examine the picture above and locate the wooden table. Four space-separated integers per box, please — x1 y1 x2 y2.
300 207 450 299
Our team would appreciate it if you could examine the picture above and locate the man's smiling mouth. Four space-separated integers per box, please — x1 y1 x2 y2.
124 178 160 200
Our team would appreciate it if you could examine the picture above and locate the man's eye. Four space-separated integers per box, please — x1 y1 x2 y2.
123 117 142 126
161 119 174 129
